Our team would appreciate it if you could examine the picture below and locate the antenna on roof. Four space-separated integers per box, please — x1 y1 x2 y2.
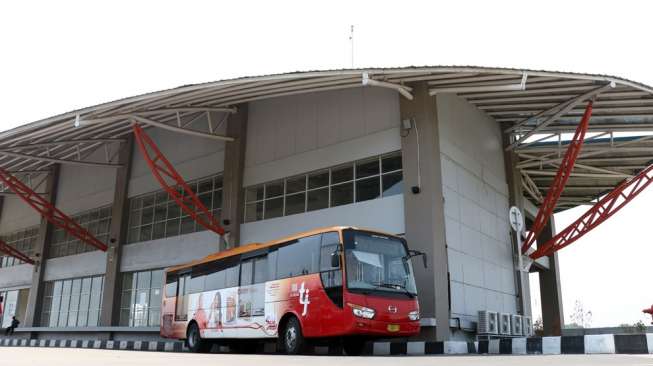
349 25 354 68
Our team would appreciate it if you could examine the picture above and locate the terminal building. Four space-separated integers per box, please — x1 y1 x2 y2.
0 66 652 342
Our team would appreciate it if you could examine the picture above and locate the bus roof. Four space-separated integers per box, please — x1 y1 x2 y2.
165 225 399 274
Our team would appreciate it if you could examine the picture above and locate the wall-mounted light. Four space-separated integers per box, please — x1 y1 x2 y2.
401 118 421 194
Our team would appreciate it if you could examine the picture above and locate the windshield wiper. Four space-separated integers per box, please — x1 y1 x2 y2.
373 282 415 298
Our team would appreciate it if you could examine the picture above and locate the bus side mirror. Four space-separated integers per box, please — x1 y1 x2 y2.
408 250 427 269
330 251 340 268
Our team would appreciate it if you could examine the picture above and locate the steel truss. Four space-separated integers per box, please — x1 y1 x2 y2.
531 162 653 259
521 102 593 254
0 168 108 251
132 124 226 236
0 239 34 264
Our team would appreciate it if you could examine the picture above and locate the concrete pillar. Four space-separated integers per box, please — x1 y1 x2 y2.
220 104 248 249
538 219 565 335
100 137 134 326
399 83 450 341
501 133 531 317
23 164 60 327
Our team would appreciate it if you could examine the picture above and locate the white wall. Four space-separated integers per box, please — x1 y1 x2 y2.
245 87 401 185
436 94 517 323
241 195 405 244
57 147 116 214
0 263 32 289
0 195 40 233
128 112 226 197
44 250 107 281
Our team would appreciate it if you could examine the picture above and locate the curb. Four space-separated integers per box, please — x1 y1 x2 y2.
1 334 651 355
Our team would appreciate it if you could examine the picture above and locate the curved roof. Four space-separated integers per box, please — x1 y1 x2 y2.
2 65 653 209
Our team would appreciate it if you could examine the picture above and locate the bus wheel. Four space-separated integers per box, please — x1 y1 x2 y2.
343 338 366 356
281 316 305 355
186 322 211 353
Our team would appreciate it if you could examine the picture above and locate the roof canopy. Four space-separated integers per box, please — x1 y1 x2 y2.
2 66 653 209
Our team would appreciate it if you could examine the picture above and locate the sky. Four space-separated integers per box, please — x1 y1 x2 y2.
1 0 652 327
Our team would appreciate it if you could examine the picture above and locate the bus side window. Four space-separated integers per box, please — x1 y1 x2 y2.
165 274 177 298
240 259 254 286
320 232 340 271
267 250 278 281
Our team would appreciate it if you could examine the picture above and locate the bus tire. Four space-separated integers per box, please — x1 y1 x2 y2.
281 316 305 355
343 337 366 356
186 322 211 353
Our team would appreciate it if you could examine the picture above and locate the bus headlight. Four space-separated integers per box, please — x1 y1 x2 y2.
348 303 375 319
408 310 420 321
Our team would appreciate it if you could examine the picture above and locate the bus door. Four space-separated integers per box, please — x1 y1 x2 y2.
238 254 267 337
175 272 191 321
318 232 345 336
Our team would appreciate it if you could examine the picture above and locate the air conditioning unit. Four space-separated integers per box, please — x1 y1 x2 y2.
477 310 498 334
522 316 533 336
511 314 523 336
498 313 511 335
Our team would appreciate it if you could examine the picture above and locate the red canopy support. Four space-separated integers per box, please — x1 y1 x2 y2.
521 101 594 254
0 168 108 251
0 239 34 265
132 124 225 236
530 162 653 259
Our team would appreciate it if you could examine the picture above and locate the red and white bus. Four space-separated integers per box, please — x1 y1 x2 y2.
161 226 426 355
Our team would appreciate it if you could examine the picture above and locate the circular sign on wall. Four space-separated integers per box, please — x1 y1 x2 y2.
508 206 524 233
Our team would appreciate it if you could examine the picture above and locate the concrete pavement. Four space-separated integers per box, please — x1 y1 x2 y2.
2 347 652 366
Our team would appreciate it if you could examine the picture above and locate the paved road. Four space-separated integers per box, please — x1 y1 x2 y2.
3 348 652 365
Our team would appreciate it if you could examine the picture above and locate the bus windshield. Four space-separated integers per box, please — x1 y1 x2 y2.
344 230 417 297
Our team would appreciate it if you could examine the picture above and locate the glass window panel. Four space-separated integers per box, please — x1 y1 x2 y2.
119 309 131 326
214 176 223 190
245 185 264 202
82 277 92 293
88 310 99 326
244 202 263 223
70 294 80 312
139 225 153 242
180 216 195 234
137 271 151 290
356 177 381 202
330 183 353 207
167 202 181 219
307 188 328 212
254 256 268 284
331 165 353 184
148 309 160 327
89 210 99 221
198 179 213 193
308 170 329 189
267 251 278 281
198 193 212 210
99 207 111 219
265 180 284 198
92 276 104 295
97 219 110 234
356 157 380 179
153 222 166 240
68 311 78 327
225 265 239 288
49 308 59 327
240 260 253 286
276 235 321 278
79 291 90 313
151 270 164 288
285 193 306 215
150 288 162 308
130 198 141 210
286 176 306 194
382 171 404 197
128 228 140 244
212 192 222 211
382 152 402 173
155 191 168 204
205 268 226 290
78 311 88 327
50 293 61 315
141 208 154 225
264 197 283 219
129 210 141 228
120 291 133 308
165 219 180 237
154 204 167 222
